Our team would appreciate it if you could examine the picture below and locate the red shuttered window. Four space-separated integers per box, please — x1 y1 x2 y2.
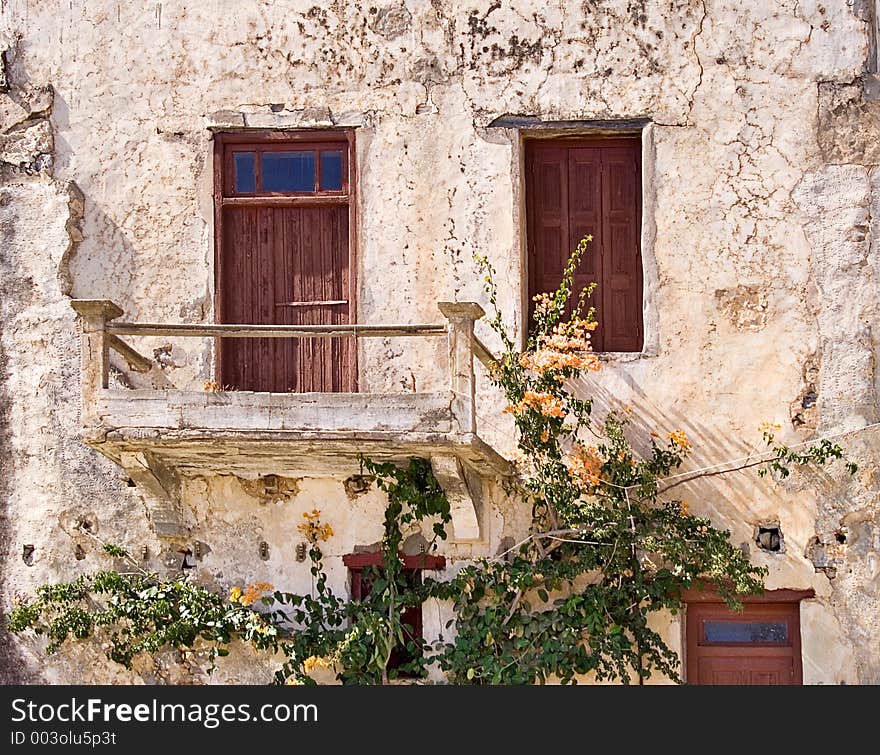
342 552 446 676
525 137 643 352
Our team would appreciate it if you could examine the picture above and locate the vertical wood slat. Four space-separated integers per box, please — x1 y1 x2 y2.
600 144 642 352
568 146 604 352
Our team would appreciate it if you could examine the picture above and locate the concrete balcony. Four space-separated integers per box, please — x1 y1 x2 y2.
71 300 510 543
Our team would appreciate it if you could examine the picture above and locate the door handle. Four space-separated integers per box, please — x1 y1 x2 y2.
275 300 348 307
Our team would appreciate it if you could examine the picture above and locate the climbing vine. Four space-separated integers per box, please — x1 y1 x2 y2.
7 238 857 684
8 458 451 686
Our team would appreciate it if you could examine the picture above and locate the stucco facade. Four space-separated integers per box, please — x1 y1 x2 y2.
1 0 878 684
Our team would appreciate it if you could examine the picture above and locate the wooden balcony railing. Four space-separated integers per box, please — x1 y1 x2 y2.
70 299 497 434
69 299 508 541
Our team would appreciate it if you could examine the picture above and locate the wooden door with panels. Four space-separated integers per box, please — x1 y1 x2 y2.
214 131 357 393
685 593 807 685
525 137 643 352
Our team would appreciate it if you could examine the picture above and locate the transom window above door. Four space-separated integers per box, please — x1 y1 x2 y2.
223 141 349 197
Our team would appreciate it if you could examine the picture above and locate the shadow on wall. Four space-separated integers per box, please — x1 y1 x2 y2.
569 370 847 559
53 91 212 323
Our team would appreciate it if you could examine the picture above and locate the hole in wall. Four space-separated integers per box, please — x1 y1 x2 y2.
835 530 847 544
755 524 784 553
22 544 35 566
179 549 196 570
74 544 86 560
344 474 374 498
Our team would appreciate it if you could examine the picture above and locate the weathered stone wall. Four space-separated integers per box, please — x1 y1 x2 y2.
1 0 878 683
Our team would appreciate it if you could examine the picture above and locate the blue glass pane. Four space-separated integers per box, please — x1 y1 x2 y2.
262 151 315 192
234 152 256 193
320 150 343 191
704 621 787 644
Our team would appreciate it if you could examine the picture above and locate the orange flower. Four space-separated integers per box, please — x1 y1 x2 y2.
668 430 692 452
679 501 690 516
506 390 566 418
532 292 554 315
519 349 601 375
566 443 604 489
297 509 334 543
240 582 274 607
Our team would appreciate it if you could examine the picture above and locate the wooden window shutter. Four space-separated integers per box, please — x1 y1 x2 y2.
526 138 643 353
599 143 642 352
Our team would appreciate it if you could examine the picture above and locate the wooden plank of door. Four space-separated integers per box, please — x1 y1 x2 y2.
600 143 642 352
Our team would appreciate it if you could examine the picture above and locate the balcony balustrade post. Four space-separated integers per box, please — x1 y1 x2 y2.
438 301 485 435
70 299 124 424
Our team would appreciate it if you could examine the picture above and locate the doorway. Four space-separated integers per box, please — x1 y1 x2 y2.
214 131 357 392
685 592 808 685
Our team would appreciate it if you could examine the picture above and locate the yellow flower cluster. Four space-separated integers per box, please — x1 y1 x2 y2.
679 501 690 516
758 421 782 433
505 390 566 418
229 582 274 606
303 655 334 673
667 430 692 452
297 508 334 543
565 443 604 489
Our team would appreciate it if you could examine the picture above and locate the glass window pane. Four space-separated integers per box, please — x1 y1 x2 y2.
262 151 315 192
704 620 788 644
234 152 256 193
320 150 344 191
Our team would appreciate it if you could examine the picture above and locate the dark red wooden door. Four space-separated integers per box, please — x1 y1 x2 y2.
526 138 642 352
215 133 356 392
686 601 803 685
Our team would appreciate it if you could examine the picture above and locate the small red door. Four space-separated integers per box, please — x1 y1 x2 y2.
686 599 804 685
214 132 356 392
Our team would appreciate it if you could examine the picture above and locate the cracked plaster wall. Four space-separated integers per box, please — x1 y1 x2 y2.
1 0 879 683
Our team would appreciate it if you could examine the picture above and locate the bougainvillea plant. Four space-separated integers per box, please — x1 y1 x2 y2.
7 238 856 684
